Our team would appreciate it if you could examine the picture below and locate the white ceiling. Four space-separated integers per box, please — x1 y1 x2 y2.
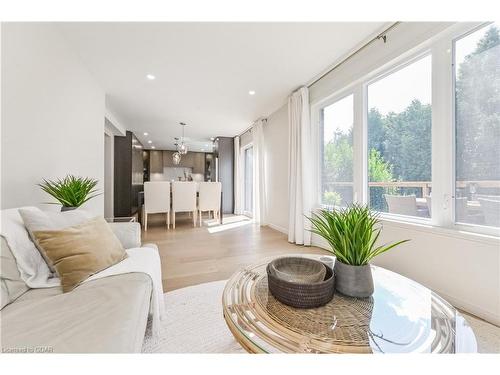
58 22 387 151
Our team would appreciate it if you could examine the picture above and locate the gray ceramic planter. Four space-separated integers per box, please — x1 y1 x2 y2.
334 260 374 298
61 206 77 212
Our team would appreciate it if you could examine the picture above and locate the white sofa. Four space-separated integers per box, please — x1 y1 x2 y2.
0 209 156 353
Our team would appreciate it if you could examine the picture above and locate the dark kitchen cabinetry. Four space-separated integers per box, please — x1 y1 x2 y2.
214 136 234 214
114 131 144 217
149 150 163 173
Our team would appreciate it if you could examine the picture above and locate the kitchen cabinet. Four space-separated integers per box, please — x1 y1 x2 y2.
114 131 144 217
149 150 163 173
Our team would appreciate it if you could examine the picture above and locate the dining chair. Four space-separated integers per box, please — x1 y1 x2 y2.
143 181 171 231
172 181 198 228
198 182 222 226
384 194 417 216
478 198 500 227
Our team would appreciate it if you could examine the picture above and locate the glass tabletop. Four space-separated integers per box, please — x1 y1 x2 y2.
222 254 477 353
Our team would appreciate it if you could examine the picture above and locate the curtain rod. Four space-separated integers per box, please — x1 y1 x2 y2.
306 22 400 88
236 117 266 138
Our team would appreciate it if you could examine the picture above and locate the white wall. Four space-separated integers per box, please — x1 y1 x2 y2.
1 23 105 214
264 103 289 233
372 221 500 325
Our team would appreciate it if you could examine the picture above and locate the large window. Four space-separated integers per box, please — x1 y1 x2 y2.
367 55 432 219
315 23 499 236
454 23 500 228
320 94 354 207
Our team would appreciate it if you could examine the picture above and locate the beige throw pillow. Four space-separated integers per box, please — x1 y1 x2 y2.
32 217 127 292
19 207 94 273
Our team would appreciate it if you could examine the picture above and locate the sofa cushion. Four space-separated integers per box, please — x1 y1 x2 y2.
0 272 152 353
1 236 29 309
18 207 93 272
32 217 127 292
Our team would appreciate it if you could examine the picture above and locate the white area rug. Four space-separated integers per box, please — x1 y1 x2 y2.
142 280 245 353
142 280 500 353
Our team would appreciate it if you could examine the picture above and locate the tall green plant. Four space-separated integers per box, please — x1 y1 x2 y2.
38 175 100 208
308 204 409 266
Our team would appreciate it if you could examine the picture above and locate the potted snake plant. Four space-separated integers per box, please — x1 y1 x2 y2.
308 204 409 298
38 175 100 211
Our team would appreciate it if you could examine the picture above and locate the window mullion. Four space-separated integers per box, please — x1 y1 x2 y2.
353 83 366 205
431 40 454 228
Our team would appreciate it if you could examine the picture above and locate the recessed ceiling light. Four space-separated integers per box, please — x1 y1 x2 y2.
148 140 152 144
151 146 155 149
210 137 215 141
146 74 156 80
248 90 256 95
143 132 149 136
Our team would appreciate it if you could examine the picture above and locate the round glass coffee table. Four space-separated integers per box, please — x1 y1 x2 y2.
222 254 477 353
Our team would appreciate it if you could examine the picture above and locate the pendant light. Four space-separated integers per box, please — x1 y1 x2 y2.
172 141 181 165
179 122 188 155
172 151 181 165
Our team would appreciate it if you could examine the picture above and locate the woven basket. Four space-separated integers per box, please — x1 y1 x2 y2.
269 257 326 283
266 260 335 308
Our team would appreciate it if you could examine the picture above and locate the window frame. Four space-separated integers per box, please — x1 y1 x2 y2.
364 51 433 222
451 22 500 236
241 142 254 218
311 22 500 237
316 90 356 209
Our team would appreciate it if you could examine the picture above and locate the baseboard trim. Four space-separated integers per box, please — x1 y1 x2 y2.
433 290 500 327
267 223 288 235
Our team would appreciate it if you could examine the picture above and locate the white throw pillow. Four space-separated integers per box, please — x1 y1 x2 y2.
18 207 94 273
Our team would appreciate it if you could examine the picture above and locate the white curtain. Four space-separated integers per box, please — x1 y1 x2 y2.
288 86 312 245
233 136 243 215
252 119 267 224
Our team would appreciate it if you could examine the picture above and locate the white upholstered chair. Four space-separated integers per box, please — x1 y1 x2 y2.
172 181 198 228
198 182 222 226
384 194 417 216
478 198 500 227
143 181 171 231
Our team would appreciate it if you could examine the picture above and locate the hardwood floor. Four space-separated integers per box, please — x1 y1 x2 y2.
141 212 327 291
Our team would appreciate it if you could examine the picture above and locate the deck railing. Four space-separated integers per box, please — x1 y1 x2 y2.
324 180 500 197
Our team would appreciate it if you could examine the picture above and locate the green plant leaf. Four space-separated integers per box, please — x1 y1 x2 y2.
306 204 410 266
38 175 101 207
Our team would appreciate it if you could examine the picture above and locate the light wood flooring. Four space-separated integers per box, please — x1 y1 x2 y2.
141 213 327 292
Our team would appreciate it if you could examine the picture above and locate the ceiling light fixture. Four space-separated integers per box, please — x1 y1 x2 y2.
178 122 188 155
248 90 256 95
146 74 156 80
151 146 155 149
148 140 152 144
143 132 149 136
172 142 181 165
